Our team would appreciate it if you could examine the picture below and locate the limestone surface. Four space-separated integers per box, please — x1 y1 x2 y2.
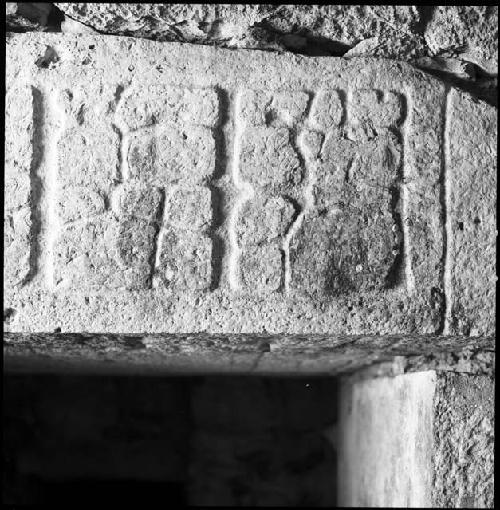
4 333 494 376
55 4 426 59
425 6 498 75
338 371 436 507
433 373 494 508
54 4 499 74
447 90 497 336
338 370 494 508
4 33 497 335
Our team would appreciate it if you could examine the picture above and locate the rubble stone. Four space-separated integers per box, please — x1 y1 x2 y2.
55 4 426 58
425 6 498 75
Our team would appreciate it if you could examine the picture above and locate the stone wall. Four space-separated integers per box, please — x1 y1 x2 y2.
433 373 495 508
4 32 496 336
4 4 496 507
6 5 498 105
338 370 494 508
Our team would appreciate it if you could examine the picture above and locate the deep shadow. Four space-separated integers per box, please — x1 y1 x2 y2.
4 373 339 507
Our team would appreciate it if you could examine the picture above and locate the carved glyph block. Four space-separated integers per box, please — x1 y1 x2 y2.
291 92 405 297
5 33 495 335
52 85 219 291
235 87 406 297
235 90 308 292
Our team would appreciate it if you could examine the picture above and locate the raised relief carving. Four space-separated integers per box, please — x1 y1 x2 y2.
52 83 405 297
291 89 406 297
234 87 406 297
234 90 309 292
53 85 219 291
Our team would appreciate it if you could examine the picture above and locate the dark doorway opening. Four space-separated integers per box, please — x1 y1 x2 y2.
4 374 339 506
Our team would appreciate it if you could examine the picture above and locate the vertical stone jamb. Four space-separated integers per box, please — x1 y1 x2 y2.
442 87 452 334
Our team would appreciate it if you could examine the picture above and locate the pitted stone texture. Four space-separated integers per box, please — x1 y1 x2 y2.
54 214 161 291
238 197 295 293
4 33 496 336
127 126 215 186
239 128 304 191
5 85 33 289
4 333 495 376
235 89 308 293
115 84 218 291
52 4 499 108
425 6 498 74
117 85 220 131
338 370 494 508
51 83 218 293
56 128 116 224
433 373 494 509
52 4 500 70
291 102 404 298
55 4 426 59
447 90 497 336
239 89 310 128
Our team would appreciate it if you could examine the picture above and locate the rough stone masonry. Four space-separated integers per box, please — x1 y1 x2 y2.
4 32 496 335
3 10 497 509
338 370 494 507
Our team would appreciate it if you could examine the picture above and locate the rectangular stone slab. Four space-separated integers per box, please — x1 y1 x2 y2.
446 89 497 336
4 33 496 335
3 333 494 375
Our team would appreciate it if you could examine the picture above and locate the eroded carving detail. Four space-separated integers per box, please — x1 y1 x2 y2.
234 90 309 292
52 84 406 296
53 85 219 291
233 87 406 297
291 89 406 297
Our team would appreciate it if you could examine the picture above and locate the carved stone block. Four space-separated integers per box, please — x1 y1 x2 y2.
4 33 496 335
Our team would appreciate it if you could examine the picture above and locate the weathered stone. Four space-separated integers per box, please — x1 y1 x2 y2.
5 84 34 289
338 370 494 508
3 333 494 376
425 6 498 74
291 127 403 298
4 33 496 335
156 229 212 290
237 197 295 246
53 215 157 291
113 180 162 222
53 5 499 72
433 373 494 508
48 5 499 108
127 126 215 185
54 4 426 59
60 15 96 35
447 89 497 336
117 85 220 131
338 371 435 507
